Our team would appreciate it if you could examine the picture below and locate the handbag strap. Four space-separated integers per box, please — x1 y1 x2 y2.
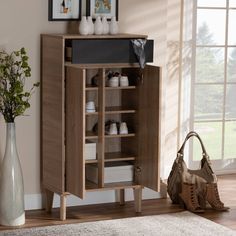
177 131 208 158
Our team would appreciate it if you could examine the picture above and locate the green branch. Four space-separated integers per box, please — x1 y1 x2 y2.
0 48 40 123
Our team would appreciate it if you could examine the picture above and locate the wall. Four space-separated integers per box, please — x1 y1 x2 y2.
0 0 180 209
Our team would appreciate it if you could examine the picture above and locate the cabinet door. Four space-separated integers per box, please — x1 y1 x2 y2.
136 65 161 192
65 67 85 199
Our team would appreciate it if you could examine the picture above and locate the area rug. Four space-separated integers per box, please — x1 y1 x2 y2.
0 211 235 236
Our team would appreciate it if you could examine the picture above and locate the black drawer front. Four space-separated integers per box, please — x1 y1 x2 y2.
71 39 153 64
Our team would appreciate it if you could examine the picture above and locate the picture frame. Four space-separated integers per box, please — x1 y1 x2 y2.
48 0 82 21
86 0 119 20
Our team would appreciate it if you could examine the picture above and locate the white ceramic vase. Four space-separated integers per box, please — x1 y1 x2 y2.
109 16 119 35
0 123 25 226
79 16 89 35
87 16 94 35
102 16 109 34
94 16 103 35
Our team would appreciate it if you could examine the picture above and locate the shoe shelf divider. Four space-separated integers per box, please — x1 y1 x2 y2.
42 34 161 221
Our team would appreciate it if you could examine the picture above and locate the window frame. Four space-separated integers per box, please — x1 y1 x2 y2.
189 0 236 173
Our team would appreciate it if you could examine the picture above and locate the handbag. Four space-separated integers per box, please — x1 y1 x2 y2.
167 131 217 204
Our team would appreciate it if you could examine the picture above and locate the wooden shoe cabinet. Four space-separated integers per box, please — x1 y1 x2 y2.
41 34 161 220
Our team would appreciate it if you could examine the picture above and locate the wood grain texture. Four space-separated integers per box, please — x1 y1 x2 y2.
60 195 67 221
65 67 85 198
137 65 160 191
119 189 125 206
86 181 141 192
97 69 105 187
85 152 136 164
41 35 65 194
105 106 136 114
41 34 161 219
133 187 142 213
65 62 140 69
45 189 54 213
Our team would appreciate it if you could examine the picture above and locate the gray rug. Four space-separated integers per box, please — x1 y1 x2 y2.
0 211 235 236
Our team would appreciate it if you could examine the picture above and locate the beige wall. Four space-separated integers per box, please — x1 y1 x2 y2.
0 0 180 199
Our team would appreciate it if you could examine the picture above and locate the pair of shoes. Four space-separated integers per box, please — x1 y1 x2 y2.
203 183 229 211
106 121 128 135
179 182 204 213
107 72 129 87
179 182 229 213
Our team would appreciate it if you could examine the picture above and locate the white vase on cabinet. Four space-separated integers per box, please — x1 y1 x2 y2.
102 16 109 34
79 16 89 35
87 16 94 35
94 16 103 35
109 16 119 35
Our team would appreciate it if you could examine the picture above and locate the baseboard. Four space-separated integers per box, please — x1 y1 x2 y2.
216 169 236 175
24 188 162 210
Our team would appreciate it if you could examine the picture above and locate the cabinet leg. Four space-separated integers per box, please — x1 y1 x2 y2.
60 194 67 221
45 189 54 213
119 189 125 206
133 187 142 213
160 179 167 198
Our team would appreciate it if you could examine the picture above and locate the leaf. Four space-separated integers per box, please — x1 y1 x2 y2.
33 82 40 87
20 48 26 55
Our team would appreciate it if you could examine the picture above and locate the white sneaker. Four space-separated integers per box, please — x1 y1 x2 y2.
86 101 96 113
108 123 118 135
119 122 128 134
120 75 129 87
108 76 119 87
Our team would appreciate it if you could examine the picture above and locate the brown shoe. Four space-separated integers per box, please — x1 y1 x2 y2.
179 182 204 213
205 183 229 211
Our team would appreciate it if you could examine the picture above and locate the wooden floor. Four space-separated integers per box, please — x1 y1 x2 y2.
0 174 235 232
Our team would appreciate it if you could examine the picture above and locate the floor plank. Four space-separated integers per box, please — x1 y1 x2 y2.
0 174 235 231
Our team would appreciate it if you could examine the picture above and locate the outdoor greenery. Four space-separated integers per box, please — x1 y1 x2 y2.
193 22 236 160
195 23 236 120
0 48 39 123
193 121 236 160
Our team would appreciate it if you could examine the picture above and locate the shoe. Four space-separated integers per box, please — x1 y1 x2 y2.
120 75 129 87
108 123 118 135
86 101 96 113
179 182 204 213
205 183 229 211
119 122 128 134
108 72 119 87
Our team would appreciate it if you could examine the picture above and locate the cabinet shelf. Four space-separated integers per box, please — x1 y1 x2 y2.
85 152 136 164
85 180 141 192
85 131 98 139
86 112 98 116
105 133 135 138
105 86 136 90
105 152 136 162
65 62 140 69
105 106 136 114
85 85 98 91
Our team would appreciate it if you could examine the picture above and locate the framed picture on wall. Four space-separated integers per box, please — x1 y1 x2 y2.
48 0 82 21
87 0 119 20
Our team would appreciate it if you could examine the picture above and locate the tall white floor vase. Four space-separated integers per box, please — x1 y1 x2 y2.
0 123 25 226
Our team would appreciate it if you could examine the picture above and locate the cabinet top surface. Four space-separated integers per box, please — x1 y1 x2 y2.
41 33 148 39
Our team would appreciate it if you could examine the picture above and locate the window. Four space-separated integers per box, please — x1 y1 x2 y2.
190 0 236 172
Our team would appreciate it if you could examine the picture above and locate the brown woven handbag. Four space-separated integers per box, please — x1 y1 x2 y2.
167 131 217 204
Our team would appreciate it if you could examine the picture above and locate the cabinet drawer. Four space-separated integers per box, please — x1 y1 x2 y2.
69 39 153 64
